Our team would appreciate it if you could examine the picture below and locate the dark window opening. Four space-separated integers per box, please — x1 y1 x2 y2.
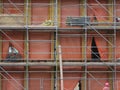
91 37 101 61
78 80 81 90
5 43 21 62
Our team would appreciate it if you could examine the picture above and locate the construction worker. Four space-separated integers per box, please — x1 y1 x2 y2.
103 82 110 90
78 80 81 90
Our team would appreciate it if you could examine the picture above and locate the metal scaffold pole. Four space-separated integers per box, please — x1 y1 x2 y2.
84 0 87 90
25 0 29 90
53 0 58 90
113 0 117 90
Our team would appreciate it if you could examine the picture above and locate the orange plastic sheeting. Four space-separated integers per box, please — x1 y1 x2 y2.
29 32 51 60
2 73 24 90
88 66 108 70
31 0 50 25
29 72 51 90
87 36 92 59
116 73 120 90
60 32 82 60
116 66 120 71
60 0 80 27
87 73 108 90
116 1 120 17
61 73 81 90
3 66 24 71
29 66 52 70
87 33 108 61
2 31 24 59
3 0 24 14
116 32 120 60
87 0 108 22
63 66 81 71
95 37 108 60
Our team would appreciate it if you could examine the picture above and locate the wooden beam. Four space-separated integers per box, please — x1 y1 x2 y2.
24 0 31 25
108 0 113 22
80 0 86 16
24 0 30 87
50 0 54 20
108 66 114 90
24 30 29 90
58 0 61 26
0 0 3 14
107 31 113 61
81 66 86 90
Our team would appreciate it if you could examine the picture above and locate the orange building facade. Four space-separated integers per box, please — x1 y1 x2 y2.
0 0 119 90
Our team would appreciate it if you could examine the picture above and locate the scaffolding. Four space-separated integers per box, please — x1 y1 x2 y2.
0 0 119 90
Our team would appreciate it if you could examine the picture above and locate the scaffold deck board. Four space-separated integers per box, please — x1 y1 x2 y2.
0 25 120 30
0 25 56 30
0 62 119 66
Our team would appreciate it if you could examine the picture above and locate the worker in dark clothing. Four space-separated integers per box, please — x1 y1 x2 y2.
78 80 81 90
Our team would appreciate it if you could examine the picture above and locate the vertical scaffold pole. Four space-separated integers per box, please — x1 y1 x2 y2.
84 0 87 90
113 0 116 90
24 0 29 90
54 0 58 90
58 45 64 90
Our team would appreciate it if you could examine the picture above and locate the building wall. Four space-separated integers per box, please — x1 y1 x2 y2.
0 0 118 90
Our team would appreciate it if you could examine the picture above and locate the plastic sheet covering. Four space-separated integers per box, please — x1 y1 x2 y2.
29 72 51 90
2 31 24 60
116 32 120 60
87 0 108 22
3 0 24 14
2 73 24 90
29 32 51 60
31 0 50 25
60 32 82 60
87 32 108 61
63 65 82 71
61 73 81 90
60 32 108 61
60 0 80 27
87 73 107 90
95 37 108 61
87 36 92 60
116 73 120 90
116 1 120 17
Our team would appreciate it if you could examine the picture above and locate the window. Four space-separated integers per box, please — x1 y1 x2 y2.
91 37 101 61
